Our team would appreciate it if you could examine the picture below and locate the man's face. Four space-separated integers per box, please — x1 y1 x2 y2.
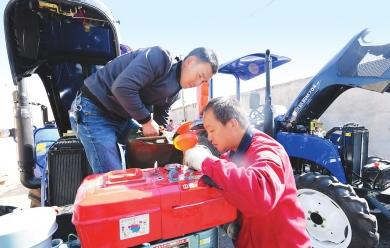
180 56 213 89
203 108 233 153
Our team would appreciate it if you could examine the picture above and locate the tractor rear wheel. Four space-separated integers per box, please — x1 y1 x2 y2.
295 172 379 248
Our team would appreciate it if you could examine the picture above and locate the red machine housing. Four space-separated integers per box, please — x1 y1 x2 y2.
72 166 236 248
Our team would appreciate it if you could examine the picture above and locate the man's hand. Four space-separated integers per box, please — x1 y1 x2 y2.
142 119 159 136
184 145 212 171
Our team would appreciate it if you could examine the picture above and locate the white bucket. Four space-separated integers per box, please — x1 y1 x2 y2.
0 207 58 248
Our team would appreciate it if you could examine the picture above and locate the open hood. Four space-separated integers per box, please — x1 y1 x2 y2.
218 53 291 80
4 0 123 134
282 28 390 128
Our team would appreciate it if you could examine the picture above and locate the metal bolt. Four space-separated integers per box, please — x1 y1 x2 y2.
321 225 325 228
313 224 317 227
322 218 326 221
307 217 311 220
315 211 319 214
308 211 312 214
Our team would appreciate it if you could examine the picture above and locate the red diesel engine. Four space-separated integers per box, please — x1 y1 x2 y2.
72 165 236 248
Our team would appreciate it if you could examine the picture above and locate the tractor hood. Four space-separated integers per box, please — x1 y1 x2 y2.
4 0 123 134
282 28 390 129
218 53 291 80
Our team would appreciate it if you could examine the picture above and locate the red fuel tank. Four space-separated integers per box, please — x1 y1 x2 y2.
72 165 236 248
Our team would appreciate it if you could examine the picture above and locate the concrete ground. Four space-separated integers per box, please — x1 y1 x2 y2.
0 166 30 210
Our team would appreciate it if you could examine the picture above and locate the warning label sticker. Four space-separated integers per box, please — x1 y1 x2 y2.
120 214 149 240
152 237 189 248
200 237 211 245
36 143 47 153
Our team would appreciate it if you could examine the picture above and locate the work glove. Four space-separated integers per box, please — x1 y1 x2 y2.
184 145 212 171
199 175 222 190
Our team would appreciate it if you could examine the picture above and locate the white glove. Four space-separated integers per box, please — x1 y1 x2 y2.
184 145 212 171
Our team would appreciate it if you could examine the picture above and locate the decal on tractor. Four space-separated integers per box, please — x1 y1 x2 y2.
120 214 150 240
290 80 321 121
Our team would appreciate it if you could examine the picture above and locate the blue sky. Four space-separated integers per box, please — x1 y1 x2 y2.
102 0 390 107
103 0 387 65
0 0 389 114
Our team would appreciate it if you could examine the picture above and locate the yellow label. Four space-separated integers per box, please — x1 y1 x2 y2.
200 237 210 245
310 121 316 131
36 143 46 152
345 132 351 137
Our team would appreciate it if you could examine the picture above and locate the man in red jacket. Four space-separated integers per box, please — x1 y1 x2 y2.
184 96 311 248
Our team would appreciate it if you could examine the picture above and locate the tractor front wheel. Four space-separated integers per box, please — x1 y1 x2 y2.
295 172 379 248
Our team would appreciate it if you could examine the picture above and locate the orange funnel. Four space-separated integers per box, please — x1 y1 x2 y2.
175 121 193 135
173 132 198 151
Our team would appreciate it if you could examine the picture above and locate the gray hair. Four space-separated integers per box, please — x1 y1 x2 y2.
203 96 249 129
184 47 219 75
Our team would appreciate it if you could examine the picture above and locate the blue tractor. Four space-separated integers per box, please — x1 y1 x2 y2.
273 29 389 248
2 0 125 208
201 28 390 248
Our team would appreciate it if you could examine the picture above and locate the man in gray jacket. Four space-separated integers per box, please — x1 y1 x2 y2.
69 46 218 174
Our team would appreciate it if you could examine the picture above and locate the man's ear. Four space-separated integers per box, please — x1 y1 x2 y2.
184 56 196 66
229 118 239 131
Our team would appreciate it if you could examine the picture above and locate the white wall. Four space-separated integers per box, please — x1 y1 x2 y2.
170 77 390 158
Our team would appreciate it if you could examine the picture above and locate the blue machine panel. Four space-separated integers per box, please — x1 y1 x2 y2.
41 20 115 58
277 132 347 183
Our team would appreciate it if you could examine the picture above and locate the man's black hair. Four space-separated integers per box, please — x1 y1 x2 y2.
202 96 249 129
184 47 219 75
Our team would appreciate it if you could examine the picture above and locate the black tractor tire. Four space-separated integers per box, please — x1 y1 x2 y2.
295 172 379 248
197 130 221 157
